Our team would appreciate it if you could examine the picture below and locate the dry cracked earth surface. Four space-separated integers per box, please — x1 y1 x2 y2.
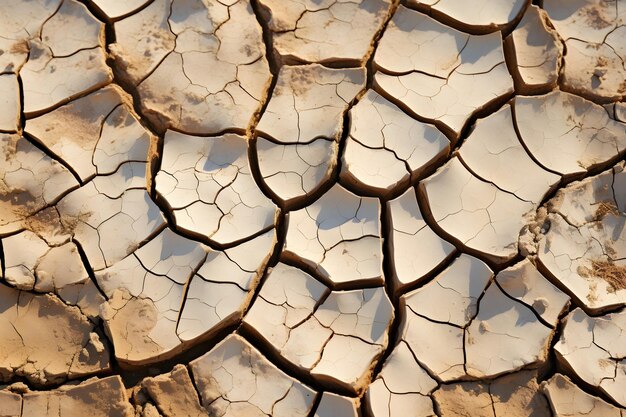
1 0 626 416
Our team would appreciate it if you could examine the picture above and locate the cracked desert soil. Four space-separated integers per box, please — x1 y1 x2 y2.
1 0 626 416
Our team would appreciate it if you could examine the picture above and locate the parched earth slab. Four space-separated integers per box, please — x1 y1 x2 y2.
282 183 383 287
406 0 529 33
313 392 360 417
55 161 165 271
189 334 317 417
91 0 152 20
111 0 271 134
20 376 134 417
419 157 535 263
532 163 626 312
400 254 560 381
98 227 275 365
0 284 110 386
373 5 514 140
243 262 393 393
255 136 338 207
155 130 278 245
1 230 104 318
25 85 153 182
258 0 392 65
458 103 561 204
555 308 626 407
366 341 438 417
0 133 78 234
504 5 563 94
19 0 112 117
0 74 20 133
255 64 364 206
513 91 626 179
434 371 551 417
341 90 450 197
387 187 456 292
543 0 626 102
543 373 626 417
141 364 207 417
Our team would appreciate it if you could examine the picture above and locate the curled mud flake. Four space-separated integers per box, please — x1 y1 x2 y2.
189 334 317 417
555 308 626 407
155 130 277 245
373 6 514 140
282 183 383 287
177 229 276 342
400 254 493 381
496 259 570 325
464 282 554 379
256 136 338 207
258 0 392 64
56 163 165 271
406 0 529 33
0 285 110 386
97 228 206 364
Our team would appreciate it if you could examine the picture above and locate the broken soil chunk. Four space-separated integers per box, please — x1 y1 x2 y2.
434 371 550 417
387 187 456 292
0 285 109 386
406 0 529 33
283 183 383 287
313 392 359 417
142 365 207 417
366 341 437 417
243 263 393 393
533 163 626 312
21 376 134 417
374 6 514 139
543 0 626 102
542 373 625 417
112 0 271 134
156 130 277 245
555 308 626 407
258 0 392 64
341 90 449 197
420 157 535 263
505 5 563 94
189 334 317 417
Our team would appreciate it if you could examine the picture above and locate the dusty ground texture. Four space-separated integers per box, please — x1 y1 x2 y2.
0 0 625 416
